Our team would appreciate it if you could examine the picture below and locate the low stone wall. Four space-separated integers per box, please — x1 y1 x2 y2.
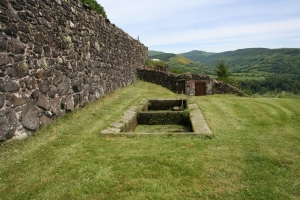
137 68 246 96
212 79 246 96
137 68 211 94
0 0 147 141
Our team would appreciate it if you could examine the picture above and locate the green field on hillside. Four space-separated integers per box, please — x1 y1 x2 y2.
1 81 300 199
181 48 300 76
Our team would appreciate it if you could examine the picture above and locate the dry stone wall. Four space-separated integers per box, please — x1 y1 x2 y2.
0 0 147 141
137 68 246 96
137 67 211 95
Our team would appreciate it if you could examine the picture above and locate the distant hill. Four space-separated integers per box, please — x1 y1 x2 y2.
147 49 300 94
147 51 207 74
148 53 176 61
148 50 166 57
181 48 300 75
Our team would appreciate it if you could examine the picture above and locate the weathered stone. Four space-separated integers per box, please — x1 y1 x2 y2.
27 0 36 6
40 114 52 126
9 91 30 107
57 80 70 96
71 78 83 93
48 85 57 98
0 35 8 52
43 46 51 57
11 39 26 54
73 93 80 108
11 1 23 10
5 23 18 37
19 32 31 43
0 0 8 9
18 20 29 31
0 93 5 108
15 0 26 5
66 94 74 111
0 77 20 92
49 97 61 115
89 94 96 103
13 55 23 63
0 108 18 141
30 89 39 100
53 76 58 86
35 94 49 110
34 32 47 43
0 53 11 66
17 11 27 21
79 95 88 107
7 8 19 22
25 10 34 18
33 42 43 54
0 14 9 23
14 62 28 77
20 103 40 131
27 77 37 90
39 78 49 93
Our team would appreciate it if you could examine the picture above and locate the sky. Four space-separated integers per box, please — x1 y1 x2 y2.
98 0 300 54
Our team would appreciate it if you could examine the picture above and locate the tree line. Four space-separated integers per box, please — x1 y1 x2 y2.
215 61 300 95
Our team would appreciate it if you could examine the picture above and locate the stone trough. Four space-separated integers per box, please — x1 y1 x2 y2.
101 99 212 135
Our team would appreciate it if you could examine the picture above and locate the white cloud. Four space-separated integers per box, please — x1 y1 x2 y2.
98 0 300 53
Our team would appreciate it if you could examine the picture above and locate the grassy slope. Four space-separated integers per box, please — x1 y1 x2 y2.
1 81 300 199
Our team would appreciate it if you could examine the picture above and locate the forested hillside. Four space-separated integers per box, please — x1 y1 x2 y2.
148 48 300 94
181 48 300 75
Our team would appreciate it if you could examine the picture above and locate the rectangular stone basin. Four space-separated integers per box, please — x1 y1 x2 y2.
101 99 212 135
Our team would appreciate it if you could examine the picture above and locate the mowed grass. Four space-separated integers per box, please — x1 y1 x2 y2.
1 81 300 199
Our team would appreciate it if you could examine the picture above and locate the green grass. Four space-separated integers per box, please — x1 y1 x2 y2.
134 124 192 133
1 81 300 199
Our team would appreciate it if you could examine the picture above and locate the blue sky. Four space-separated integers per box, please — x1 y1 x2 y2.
98 0 300 54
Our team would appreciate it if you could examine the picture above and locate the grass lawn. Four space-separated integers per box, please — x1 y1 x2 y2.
1 81 300 199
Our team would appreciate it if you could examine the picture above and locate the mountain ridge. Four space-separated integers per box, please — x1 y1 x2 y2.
149 48 300 76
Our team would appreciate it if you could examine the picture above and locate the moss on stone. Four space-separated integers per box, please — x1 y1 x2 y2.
43 59 48 70
23 61 28 69
95 42 100 52
65 36 72 43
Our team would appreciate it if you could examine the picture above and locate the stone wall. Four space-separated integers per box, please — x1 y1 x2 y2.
137 67 211 95
0 0 148 141
137 68 246 96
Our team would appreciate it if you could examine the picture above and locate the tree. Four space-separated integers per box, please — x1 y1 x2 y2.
215 60 230 82
79 0 107 18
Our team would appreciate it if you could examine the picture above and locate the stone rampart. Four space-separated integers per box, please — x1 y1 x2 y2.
0 0 147 141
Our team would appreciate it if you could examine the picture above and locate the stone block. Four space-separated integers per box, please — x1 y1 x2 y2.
39 78 50 93
0 107 18 141
50 97 60 115
9 91 30 107
66 94 74 111
35 94 49 110
0 53 11 66
11 39 26 54
20 103 40 131
0 77 20 92
40 113 52 126
57 80 70 96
